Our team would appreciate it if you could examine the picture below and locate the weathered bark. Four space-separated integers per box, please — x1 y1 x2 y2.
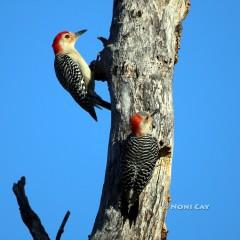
90 0 190 239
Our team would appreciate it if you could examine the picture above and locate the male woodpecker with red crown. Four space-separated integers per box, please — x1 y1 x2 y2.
52 30 111 121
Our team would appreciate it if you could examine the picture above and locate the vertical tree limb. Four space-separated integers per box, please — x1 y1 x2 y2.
90 0 190 239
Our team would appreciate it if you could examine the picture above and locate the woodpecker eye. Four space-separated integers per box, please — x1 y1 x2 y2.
65 34 70 39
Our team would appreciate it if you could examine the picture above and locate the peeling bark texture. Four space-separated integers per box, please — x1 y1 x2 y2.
90 0 189 239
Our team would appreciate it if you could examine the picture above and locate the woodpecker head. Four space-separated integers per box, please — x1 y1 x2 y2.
130 109 159 137
52 29 87 54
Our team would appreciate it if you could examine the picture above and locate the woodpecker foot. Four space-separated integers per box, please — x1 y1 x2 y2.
159 145 171 158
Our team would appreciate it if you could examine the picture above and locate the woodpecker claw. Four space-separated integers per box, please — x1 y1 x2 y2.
159 146 171 157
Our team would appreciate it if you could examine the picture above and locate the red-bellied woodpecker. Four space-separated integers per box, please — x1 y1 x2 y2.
120 110 170 224
52 30 111 121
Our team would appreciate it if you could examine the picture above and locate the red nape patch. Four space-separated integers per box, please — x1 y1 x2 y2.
130 114 142 135
52 31 68 54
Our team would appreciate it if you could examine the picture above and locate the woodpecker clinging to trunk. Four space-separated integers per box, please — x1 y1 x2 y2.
120 110 171 224
52 30 111 121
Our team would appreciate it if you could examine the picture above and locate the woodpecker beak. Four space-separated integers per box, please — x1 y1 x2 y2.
75 29 87 38
151 109 160 117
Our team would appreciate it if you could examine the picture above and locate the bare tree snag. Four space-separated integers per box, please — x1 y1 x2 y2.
56 211 71 240
13 176 70 240
90 0 190 239
13 177 50 240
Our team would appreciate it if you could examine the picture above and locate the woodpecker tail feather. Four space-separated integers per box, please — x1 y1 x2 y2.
86 106 98 121
73 96 98 121
120 191 139 226
120 194 129 223
73 94 110 121
81 103 98 121
92 94 111 110
128 198 139 227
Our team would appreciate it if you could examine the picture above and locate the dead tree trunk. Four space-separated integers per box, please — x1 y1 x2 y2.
90 0 190 239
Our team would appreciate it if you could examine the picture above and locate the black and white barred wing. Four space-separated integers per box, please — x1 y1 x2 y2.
121 136 139 192
54 54 87 100
134 135 160 196
121 135 160 197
